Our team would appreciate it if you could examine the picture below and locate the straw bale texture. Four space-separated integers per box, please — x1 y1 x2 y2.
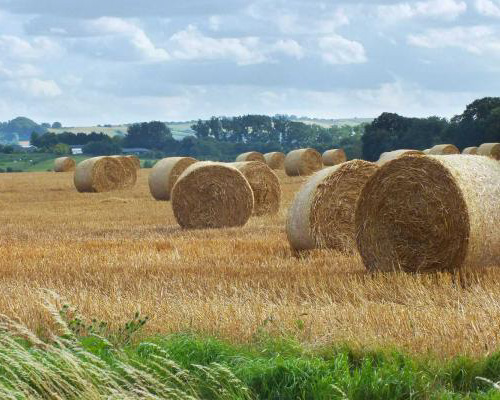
287 160 378 252
263 152 285 169
53 157 75 172
230 161 281 215
126 155 141 169
110 156 137 189
356 155 500 273
284 148 323 176
235 151 265 163
171 162 254 229
148 157 197 201
376 149 424 166
462 147 478 155
73 156 124 193
427 144 459 155
477 143 500 160
322 149 347 166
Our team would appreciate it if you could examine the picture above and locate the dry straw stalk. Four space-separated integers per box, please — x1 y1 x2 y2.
53 157 76 172
376 149 424 166
171 162 254 229
230 161 281 216
322 149 347 166
427 144 460 155
356 154 500 273
284 148 323 176
264 152 285 169
287 160 378 252
235 151 266 163
73 156 125 193
477 143 500 160
148 157 197 201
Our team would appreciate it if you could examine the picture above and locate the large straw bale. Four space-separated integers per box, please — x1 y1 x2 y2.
322 149 347 166
110 156 137 189
74 156 125 193
264 152 285 169
284 148 323 176
148 157 197 201
287 160 378 252
235 151 266 163
356 155 500 273
477 143 500 160
126 155 141 169
427 144 459 155
462 147 478 155
230 161 281 215
171 162 254 229
376 149 424 166
53 157 76 172
423 149 431 154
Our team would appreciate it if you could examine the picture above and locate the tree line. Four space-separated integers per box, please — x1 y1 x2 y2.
362 97 500 160
6 96 498 161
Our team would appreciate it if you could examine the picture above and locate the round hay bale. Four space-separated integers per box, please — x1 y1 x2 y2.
322 149 347 166
477 143 500 160
264 152 285 169
287 160 379 252
376 149 424 166
356 155 500 273
172 162 254 229
74 156 125 193
53 157 76 172
427 144 459 155
284 148 323 176
230 161 281 216
110 156 137 189
235 151 265 163
148 157 197 201
423 149 431 154
462 147 478 155
126 155 141 169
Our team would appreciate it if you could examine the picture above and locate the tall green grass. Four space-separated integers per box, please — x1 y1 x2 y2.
0 302 500 399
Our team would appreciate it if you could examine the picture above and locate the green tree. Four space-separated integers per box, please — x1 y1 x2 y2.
83 140 122 155
124 121 172 150
53 143 71 155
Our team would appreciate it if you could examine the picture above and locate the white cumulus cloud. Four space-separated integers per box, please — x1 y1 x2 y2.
86 17 169 62
378 0 467 21
17 78 62 98
272 39 304 59
170 25 267 65
0 35 61 59
318 35 367 65
475 0 500 17
408 25 500 55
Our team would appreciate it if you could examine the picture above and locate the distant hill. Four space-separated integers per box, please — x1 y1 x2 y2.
0 116 47 142
49 122 196 140
292 118 373 128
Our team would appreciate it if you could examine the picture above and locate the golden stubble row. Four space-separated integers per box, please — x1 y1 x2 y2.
1 170 500 358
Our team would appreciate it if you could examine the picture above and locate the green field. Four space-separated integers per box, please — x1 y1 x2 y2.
0 153 157 172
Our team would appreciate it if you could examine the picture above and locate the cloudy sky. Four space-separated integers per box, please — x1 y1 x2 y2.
0 0 499 125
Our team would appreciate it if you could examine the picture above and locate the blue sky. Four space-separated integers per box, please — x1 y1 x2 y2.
0 0 498 125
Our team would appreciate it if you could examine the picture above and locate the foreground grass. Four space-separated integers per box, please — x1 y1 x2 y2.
2 322 500 399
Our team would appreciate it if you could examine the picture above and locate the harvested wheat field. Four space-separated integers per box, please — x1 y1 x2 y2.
1 169 500 360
